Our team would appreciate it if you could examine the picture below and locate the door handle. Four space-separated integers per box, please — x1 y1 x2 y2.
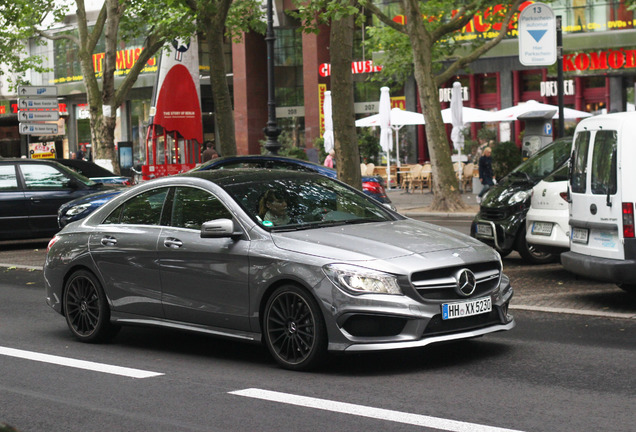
101 236 117 246
164 238 183 249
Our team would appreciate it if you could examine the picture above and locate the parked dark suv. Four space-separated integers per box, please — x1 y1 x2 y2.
0 158 110 240
470 136 572 263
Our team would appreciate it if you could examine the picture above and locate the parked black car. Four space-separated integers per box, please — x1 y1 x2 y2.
0 158 112 240
470 136 572 264
55 159 131 185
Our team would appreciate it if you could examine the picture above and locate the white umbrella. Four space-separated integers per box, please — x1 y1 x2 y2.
379 87 393 187
489 100 592 121
440 106 498 123
323 91 334 154
450 82 465 190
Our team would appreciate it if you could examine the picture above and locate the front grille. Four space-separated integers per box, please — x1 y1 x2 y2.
423 309 502 337
480 207 508 220
411 261 501 301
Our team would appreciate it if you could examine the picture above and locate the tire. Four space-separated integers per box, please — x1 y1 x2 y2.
498 248 512 258
617 284 636 294
515 228 556 264
263 285 327 371
63 270 119 343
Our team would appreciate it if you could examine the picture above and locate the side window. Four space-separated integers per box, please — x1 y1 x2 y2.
0 165 19 190
571 131 590 193
170 187 231 230
20 164 70 190
591 130 618 195
103 188 168 225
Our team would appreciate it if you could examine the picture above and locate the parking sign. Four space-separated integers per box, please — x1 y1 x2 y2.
518 3 556 66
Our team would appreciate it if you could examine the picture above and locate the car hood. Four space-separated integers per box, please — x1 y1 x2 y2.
59 187 124 210
481 180 533 208
271 219 487 261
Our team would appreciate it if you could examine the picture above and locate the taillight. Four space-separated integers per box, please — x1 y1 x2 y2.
362 181 387 198
622 203 634 238
559 192 568 202
47 235 61 252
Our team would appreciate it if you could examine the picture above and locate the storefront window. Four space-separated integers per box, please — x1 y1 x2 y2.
130 99 151 166
479 74 497 94
521 72 542 92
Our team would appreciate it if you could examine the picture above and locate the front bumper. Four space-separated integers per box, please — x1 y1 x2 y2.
471 210 526 253
561 251 636 285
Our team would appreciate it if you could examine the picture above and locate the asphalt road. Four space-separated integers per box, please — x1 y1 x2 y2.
0 268 634 432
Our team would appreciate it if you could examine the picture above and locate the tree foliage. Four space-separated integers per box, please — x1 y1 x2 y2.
360 0 525 211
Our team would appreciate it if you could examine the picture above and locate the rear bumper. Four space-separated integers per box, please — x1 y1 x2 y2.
561 251 636 284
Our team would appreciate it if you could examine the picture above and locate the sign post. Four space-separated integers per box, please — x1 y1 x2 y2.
518 3 556 67
17 86 62 144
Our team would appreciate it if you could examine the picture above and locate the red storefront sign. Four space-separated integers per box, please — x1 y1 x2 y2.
563 49 636 72
319 60 382 77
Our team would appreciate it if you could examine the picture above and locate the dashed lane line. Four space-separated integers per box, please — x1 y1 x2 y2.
0 346 164 378
229 388 525 432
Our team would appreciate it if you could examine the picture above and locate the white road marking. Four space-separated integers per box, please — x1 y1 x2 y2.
0 346 163 378
511 304 636 319
229 388 525 432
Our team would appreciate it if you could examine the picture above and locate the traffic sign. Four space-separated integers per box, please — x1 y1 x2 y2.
18 111 60 122
17 85 58 97
19 123 59 135
518 3 556 66
18 98 59 110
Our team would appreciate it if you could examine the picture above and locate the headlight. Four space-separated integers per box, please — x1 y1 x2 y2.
65 203 92 217
507 190 530 205
323 264 402 295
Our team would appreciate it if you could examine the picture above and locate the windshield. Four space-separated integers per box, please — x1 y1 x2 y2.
510 137 571 182
55 162 98 187
223 175 395 231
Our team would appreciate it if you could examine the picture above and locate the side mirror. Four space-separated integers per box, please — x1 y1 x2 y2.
201 218 242 239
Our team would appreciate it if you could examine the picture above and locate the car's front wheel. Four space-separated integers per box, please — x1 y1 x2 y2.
263 285 327 371
63 270 119 342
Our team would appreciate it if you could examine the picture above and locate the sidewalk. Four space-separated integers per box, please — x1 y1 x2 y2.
387 188 479 219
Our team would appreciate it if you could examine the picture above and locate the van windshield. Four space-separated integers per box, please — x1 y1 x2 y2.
510 137 571 182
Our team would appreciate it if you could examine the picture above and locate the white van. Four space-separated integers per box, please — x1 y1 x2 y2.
561 112 636 294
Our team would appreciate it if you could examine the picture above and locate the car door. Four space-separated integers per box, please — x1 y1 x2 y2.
0 164 30 239
158 186 250 331
88 187 169 317
19 162 88 237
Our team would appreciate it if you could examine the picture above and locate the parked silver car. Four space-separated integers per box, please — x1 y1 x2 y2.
44 170 515 370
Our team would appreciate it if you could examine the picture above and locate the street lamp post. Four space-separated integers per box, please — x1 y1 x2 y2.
263 0 281 154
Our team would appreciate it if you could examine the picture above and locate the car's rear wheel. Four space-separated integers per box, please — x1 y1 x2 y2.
63 270 119 342
516 228 555 264
263 285 327 371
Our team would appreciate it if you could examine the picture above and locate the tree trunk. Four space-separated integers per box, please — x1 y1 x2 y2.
404 0 465 211
330 7 362 190
205 5 236 157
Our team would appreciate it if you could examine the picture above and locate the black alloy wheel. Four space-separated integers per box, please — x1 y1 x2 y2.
63 270 119 342
263 285 327 370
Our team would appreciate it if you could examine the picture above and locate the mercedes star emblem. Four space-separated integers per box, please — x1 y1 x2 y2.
455 269 477 297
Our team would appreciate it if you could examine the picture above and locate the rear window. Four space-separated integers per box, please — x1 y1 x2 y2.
590 130 617 195
0 165 19 190
571 131 590 193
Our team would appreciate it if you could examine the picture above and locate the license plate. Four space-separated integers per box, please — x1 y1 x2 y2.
572 227 589 244
531 221 553 236
476 223 493 237
442 297 492 320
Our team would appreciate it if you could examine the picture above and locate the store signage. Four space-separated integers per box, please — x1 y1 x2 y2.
563 49 636 72
18 85 62 137
29 142 56 159
276 106 305 118
540 80 574 97
439 86 469 103
319 60 382 77
518 2 557 66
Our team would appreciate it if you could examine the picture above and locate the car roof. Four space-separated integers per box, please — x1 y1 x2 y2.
56 159 117 177
181 167 326 186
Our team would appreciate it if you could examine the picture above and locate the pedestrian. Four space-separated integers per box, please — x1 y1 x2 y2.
477 146 495 203
323 150 335 168
202 141 218 162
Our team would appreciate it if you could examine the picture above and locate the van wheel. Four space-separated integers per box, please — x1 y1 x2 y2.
515 229 555 264
617 284 636 294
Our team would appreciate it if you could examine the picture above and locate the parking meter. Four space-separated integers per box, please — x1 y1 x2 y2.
518 110 556 159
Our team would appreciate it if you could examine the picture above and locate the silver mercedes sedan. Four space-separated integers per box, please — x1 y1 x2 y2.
44 169 514 370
